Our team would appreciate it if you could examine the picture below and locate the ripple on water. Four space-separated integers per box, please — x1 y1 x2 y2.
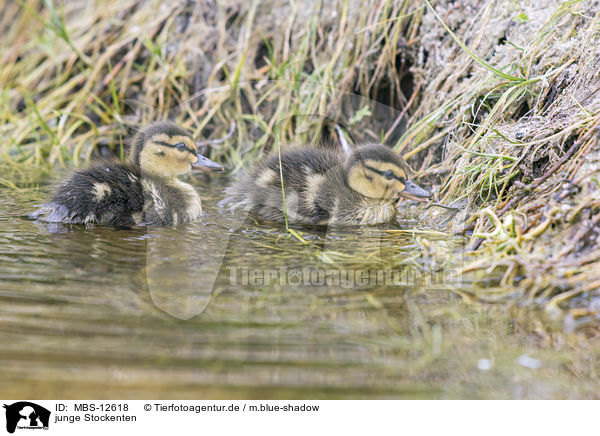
0 183 598 399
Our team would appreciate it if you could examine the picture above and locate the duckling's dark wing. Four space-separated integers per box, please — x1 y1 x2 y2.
274 149 343 178
32 162 144 226
227 149 341 224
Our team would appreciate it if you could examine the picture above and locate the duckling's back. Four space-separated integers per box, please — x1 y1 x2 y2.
32 162 146 226
34 160 205 227
226 148 345 224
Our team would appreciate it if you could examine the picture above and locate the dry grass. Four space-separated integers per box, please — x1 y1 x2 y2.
1 0 599 325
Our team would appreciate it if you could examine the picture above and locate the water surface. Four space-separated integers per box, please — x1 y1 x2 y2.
1 175 598 399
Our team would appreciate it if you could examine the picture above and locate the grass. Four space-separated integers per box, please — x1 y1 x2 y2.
1 0 599 324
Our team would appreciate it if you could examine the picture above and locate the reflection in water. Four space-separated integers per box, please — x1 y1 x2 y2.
0 179 599 399
145 221 235 320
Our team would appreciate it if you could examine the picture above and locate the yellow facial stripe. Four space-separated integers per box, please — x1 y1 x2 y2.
150 134 197 154
173 135 197 153
364 160 406 178
140 142 195 177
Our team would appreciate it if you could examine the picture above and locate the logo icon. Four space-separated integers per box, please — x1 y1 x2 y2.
3 402 50 434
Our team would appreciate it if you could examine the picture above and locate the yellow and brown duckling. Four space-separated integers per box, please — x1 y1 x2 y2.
226 144 431 225
31 122 223 226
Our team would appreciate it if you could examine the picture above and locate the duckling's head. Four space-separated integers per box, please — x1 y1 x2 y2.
131 122 223 178
345 144 431 202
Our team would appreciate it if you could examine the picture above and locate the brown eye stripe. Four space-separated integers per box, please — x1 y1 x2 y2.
365 166 405 182
154 140 195 154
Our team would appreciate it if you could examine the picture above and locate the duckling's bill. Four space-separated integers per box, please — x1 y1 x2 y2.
398 179 431 202
192 154 224 171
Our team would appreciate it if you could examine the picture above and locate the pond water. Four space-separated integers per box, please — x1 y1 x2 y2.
0 174 598 399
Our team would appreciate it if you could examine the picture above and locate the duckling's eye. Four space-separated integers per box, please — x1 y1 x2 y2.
175 142 187 152
384 170 395 180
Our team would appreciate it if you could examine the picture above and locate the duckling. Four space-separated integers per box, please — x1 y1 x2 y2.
226 143 431 225
31 122 223 227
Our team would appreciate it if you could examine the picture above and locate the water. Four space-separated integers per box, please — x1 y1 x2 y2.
1 175 598 399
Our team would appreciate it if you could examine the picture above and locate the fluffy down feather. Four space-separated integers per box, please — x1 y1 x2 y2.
225 144 425 225
31 161 201 226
